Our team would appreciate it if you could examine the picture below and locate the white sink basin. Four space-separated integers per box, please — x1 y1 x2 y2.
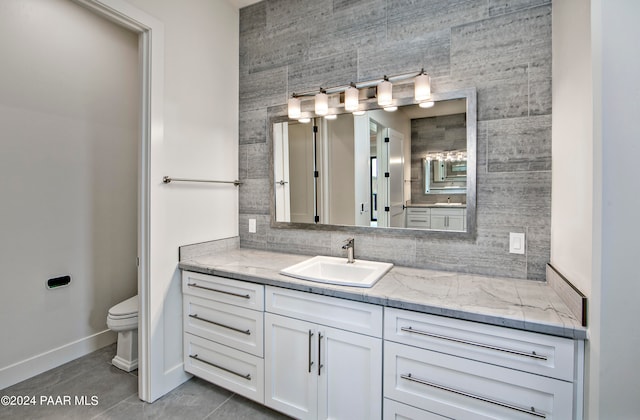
280 256 393 288
435 202 464 206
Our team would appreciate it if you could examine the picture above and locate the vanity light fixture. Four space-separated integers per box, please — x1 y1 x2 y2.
288 96 301 119
298 117 311 123
344 83 359 112
414 69 431 102
425 150 467 161
325 113 337 120
377 76 393 107
315 88 328 116
353 110 366 116
286 69 437 119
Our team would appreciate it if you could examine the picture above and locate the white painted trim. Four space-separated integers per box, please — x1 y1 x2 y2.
0 330 116 390
72 0 163 402
164 362 193 388
575 340 585 420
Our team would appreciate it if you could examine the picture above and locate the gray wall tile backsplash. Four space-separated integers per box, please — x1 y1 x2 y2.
238 0 552 280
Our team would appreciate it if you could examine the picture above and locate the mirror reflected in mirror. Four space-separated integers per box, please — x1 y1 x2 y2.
272 89 476 234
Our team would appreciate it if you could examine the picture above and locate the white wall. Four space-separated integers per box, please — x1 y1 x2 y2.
0 0 240 397
553 1 640 417
589 1 640 417
126 0 239 400
551 0 593 296
0 0 138 388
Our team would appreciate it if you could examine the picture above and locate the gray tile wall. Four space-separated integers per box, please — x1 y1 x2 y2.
238 0 552 280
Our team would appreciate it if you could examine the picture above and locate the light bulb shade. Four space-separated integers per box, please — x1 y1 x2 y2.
288 97 301 119
315 91 328 116
377 79 393 106
344 86 359 112
414 73 431 101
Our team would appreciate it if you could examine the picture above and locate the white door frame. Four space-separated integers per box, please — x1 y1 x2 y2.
72 0 163 402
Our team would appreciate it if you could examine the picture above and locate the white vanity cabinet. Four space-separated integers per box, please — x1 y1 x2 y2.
430 207 465 231
383 307 583 420
180 269 584 420
182 271 265 403
264 286 383 420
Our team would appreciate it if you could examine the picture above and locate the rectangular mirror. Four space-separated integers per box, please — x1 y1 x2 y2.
270 88 476 236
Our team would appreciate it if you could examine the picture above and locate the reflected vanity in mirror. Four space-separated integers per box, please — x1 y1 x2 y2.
270 87 476 236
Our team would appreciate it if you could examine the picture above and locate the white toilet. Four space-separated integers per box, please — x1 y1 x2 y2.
107 295 138 372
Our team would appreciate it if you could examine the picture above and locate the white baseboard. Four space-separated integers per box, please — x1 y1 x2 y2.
0 329 117 390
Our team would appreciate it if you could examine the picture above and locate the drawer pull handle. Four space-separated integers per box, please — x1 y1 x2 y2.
188 314 251 335
400 326 548 361
189 354 251 380
401 373 546 418
318 332 324 376
308 330 315 373
187 283 251 299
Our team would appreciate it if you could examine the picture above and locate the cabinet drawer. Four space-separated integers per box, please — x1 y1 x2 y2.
384 307 575 381
384 341 573 420
182 271 264 311
183 295 264 357
406 216 430 228
384 398 451 419
266 286 382 338
406 208 430 216
184 333 264 404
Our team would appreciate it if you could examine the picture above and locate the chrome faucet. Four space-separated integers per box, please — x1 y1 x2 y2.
342 238 355 264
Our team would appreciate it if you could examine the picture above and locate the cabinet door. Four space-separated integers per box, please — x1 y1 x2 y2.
447 215 464 231
430 215 447 230
265 313 318 420
318 326 382 420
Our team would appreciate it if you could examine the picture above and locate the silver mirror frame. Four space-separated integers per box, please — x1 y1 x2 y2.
267 87 477 239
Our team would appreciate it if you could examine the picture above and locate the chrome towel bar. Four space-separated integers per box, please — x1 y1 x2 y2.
163 176 242 186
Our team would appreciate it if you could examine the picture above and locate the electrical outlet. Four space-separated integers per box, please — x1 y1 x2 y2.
248 218 257 233
509 232 525 254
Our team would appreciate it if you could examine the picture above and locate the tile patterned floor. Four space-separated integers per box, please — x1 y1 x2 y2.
0 344 290 420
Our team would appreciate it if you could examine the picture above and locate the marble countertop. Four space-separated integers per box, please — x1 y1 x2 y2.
179 248 587 340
